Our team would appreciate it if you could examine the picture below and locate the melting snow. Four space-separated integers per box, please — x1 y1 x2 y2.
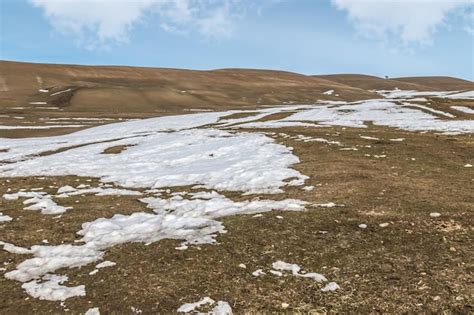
85 307 100 315
0 241 33 255
50 89 72 96
451 106 474 114
0 213 12 222
443 91 474 99
376 90 455 99
402 103 455 118
95 261 116 269
22 274 85 301
302 186 315 191
177 296 215 312
3 191 71 214
321 282 340 292
2 192 307 300
360 135 380 140
1 92 472 304
177 297 233 314
0 130 307 195
56 186 141 198
252 269 266 277
272 261 327 282
235 99 473 134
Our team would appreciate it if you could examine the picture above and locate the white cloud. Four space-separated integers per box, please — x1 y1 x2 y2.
29 0 243 49
331 0 473 44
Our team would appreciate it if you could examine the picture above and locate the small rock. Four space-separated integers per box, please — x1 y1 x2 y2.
358 224 367 229
281 303 289 309
379 222 389 228
238 263 247 269
464 164 472 168
430 212 441 218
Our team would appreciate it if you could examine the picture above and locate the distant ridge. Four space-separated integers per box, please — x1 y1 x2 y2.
1 60 472 115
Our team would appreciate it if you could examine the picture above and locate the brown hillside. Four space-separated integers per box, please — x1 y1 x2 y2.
0 61 375 115
315 74 435 91
393 76 474 90
1 61 472 121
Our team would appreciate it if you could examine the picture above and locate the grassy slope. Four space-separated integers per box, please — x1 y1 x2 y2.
314 74 474 91
3 61 472 116
0 61 376 114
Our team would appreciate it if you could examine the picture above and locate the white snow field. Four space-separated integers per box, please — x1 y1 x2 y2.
0 90 473 303
234 99 474 134
375 89 474 100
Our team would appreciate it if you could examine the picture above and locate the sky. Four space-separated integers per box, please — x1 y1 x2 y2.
1 0 473 80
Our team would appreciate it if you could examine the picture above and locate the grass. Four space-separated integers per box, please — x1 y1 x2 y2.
0 124 472 313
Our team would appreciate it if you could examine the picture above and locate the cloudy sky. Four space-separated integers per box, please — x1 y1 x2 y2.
1 0 473 79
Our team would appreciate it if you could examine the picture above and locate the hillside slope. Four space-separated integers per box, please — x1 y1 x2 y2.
1 61 472 117
0 61 376 114
393 76 474 90
314 74 474 91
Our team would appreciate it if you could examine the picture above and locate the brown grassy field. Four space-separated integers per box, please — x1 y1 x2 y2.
0 124 472 313
2 60 473 138
0 61 473 313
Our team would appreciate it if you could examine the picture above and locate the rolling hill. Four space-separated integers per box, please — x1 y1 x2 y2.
0 60 472 116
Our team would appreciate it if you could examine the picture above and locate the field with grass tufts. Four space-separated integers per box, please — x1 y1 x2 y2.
0 62 473 313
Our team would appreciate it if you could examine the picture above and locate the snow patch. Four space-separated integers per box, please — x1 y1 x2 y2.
271 261 327 282
21 275 85 301
95 261 116 269
451 106 474 114
0 213 12 222
3 191 71 214
85 307 100 315
56 186 141 198
321 282 340 292
177 296 215 312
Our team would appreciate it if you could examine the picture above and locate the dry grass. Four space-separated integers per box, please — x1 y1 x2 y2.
102 145 132 154
0 125 472 313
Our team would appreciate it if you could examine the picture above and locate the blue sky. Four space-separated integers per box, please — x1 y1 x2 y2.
1 0 473 80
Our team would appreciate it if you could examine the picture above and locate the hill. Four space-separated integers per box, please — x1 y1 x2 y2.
0 61 472 117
